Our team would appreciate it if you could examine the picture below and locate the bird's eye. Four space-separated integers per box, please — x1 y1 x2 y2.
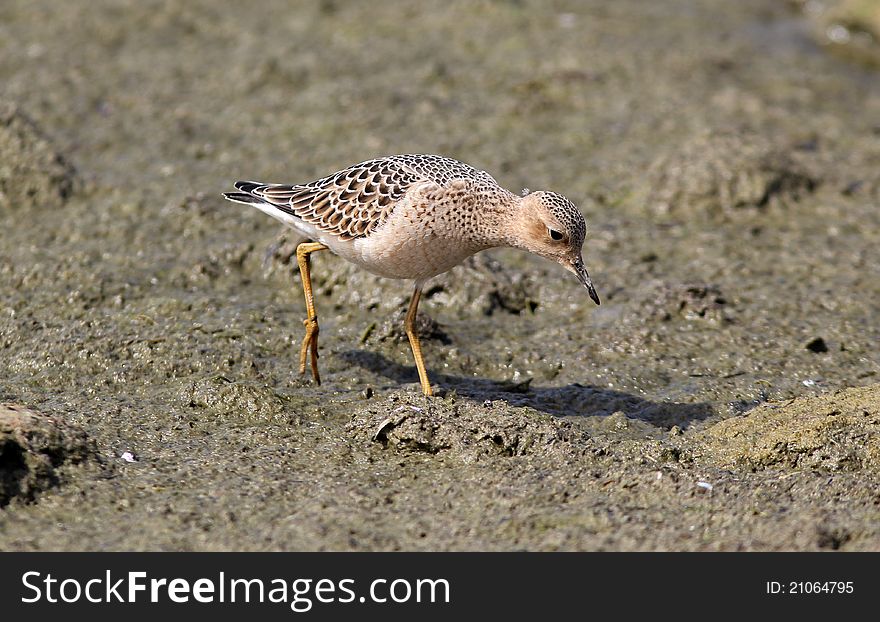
548 228 564 241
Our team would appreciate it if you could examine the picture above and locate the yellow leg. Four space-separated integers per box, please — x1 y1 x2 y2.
295 242 328 384
405 286 433 397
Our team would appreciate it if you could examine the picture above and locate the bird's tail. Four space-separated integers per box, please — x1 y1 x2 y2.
222 180 266 205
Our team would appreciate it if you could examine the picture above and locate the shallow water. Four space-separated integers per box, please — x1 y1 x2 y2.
0 0 878 550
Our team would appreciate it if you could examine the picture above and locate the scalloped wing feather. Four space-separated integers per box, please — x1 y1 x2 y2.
249 158 430 241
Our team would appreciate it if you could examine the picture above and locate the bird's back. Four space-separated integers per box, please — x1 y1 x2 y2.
223 154 503 242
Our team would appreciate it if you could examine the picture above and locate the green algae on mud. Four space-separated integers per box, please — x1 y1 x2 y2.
0 0 879 550
696 385 880 473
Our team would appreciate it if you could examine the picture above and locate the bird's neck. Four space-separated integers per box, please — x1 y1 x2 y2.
467 191 523 249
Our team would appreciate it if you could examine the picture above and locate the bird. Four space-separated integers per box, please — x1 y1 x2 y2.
223 154 600 397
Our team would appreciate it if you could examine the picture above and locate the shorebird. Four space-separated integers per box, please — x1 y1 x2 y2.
224 154 600 396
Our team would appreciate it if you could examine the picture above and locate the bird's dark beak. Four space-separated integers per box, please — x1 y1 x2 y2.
572 257 600 305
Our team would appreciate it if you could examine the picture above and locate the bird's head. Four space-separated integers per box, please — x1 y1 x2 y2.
511 191 600 305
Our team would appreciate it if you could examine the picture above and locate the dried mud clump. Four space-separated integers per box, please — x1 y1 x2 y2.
370 305 451 345
637 280 733 324
0 100 79 210
621 279 737 334
427 253 540 317
347 393 591 462
0 403 94 506
647 128 818 216
696 384 880 472
183 376 295 426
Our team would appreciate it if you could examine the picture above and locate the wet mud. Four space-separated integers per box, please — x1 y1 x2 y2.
0 0 878 550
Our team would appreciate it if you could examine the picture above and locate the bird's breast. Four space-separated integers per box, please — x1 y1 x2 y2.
331 200 478 278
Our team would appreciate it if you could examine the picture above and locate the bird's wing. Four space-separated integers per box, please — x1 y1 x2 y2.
244 157 435 241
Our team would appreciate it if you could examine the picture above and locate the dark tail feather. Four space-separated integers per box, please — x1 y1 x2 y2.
223 191 265 205
234 180 263 193
224 180 268 205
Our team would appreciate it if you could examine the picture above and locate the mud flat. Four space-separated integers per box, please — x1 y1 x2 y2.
0 0 878 550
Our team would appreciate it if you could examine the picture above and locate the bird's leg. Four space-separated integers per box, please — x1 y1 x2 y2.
404 285 433 397
295 241 328 383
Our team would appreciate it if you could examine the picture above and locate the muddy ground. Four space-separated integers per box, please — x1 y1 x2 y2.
1 0 878 550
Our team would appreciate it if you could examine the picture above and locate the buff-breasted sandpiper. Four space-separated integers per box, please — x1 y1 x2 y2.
224 154 600 397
